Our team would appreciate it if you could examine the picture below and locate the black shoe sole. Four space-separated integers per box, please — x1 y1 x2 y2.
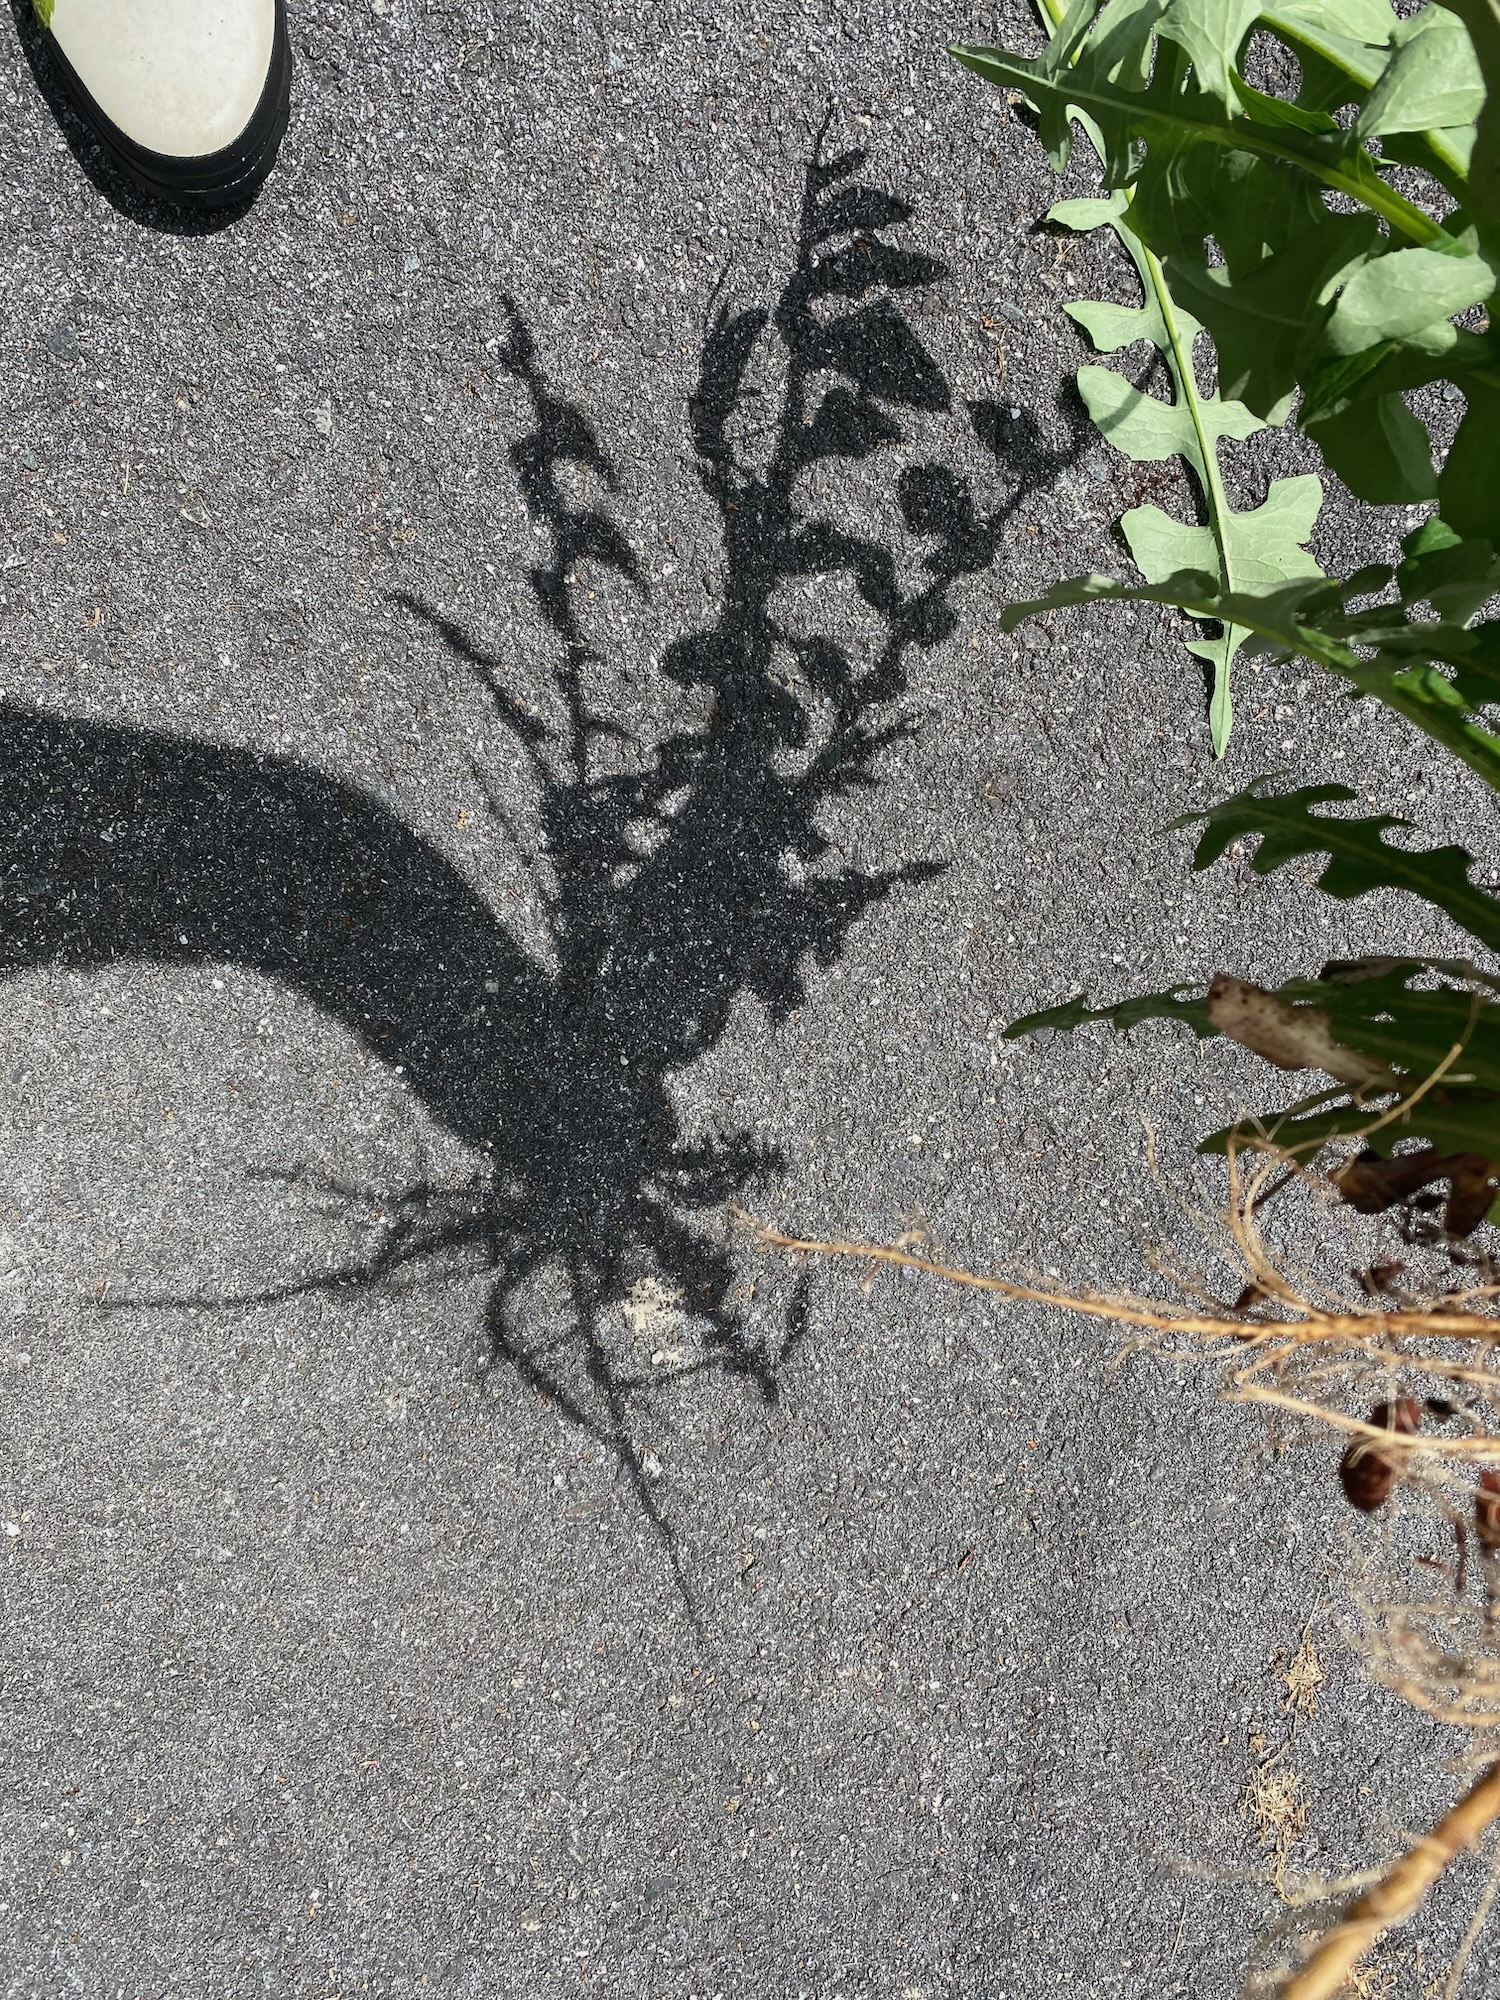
41 0 292 211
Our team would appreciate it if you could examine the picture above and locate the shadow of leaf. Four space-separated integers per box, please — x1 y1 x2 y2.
0 127 1085 1613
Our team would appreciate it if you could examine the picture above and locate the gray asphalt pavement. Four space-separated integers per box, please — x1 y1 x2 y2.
2 3 1495 1995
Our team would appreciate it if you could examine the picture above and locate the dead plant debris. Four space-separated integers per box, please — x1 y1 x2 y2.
743 1124 1500 2000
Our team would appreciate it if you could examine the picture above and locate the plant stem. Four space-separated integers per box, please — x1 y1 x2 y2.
1277 1759 1500 2000
1140 239 1231 576
1031 0 1245 747
1129 222 1242 749
1442 1826 1500 1999
741 1215 1500 1344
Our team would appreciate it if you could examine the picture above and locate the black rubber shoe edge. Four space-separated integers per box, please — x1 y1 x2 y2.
40 0 292 211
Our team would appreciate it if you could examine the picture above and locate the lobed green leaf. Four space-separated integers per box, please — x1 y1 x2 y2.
1003 985 1216 1040
1178 777 1500 954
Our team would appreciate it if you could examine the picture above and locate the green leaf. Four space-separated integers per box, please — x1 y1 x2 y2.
1160 214 1382 418
1178 777 1500 955
1180 479 1324 746
1007 954 1500 1176
1306 394 1438 503
1076 359 1261 460
978 0 1500 1216
949 37 1452 247
1062 211 1323 753
1129 129 1329 276
1439 382 1500 544
998 567 1220 631
1266 1 1478 193
951 6 1500 762
1397 517 1500 622
1299 323 1500 421
957 0 1489 435
1263 0 1402 67
1119 480 1323 738
1357 8 1485 139
1064 297 1159 350
1403 513 1467 560
1189 474 1324 589
1449 623 1500 712
1003 984 1215 1041
1232 75 1341 134
1048 193 1130 232
1438 0 1500 246
1319 984 1484 1077
1157 0 1263 108
1324 243 1496 356
1299 339 1401 424
1201 1090 1500 1160
1005 553 1500 795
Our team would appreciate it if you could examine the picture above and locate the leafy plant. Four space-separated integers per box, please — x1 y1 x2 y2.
954 0 1500 736
951 0 1500 1233
1023 182 1326 754
751 8 1500 1962
954 0 1500 528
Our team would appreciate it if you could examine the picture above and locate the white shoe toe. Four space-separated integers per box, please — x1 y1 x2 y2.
44 0 277 161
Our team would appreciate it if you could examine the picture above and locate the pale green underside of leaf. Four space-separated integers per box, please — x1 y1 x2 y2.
1074 360 1262 463
1265 0 1399 57
1053 197 1323 752
1121 477 1322 592
951 35 1456 246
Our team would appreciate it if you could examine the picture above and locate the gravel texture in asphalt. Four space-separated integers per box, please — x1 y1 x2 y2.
2 2 1496 1995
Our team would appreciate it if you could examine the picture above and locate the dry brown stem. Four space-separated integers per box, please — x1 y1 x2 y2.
740 1126 1500 1995
1276 1759 1500 1999
1443 1824 1500 1998
740 1116 1500 1500
740 1217 1497 1349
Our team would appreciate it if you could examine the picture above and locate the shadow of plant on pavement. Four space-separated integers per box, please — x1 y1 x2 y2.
0 136 1078 1597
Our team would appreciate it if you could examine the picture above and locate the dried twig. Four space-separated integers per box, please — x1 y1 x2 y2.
1277 1759 1500 2000
742 1120 1500 1993
739 1214 1500 1349
1444 1823 1500 1999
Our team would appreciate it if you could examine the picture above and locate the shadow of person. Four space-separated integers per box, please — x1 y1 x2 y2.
0 131 1080 1605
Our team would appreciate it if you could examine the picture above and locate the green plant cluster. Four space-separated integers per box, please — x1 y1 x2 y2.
954 0 1500 1226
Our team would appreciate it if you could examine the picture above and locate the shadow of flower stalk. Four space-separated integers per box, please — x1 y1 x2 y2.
23 130 1081 1619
